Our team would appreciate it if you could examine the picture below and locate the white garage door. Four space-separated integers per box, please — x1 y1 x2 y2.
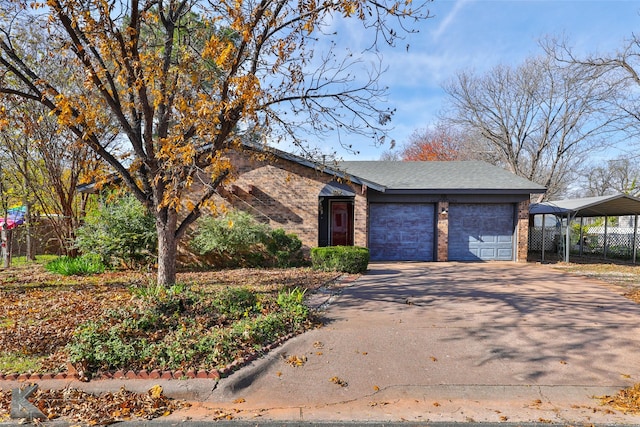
448 203 515 261
369 203 435 261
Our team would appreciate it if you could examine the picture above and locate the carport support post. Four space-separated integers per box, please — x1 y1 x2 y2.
634 214 638 264
541 214 546 262
604 216 609 259
564 213 570 263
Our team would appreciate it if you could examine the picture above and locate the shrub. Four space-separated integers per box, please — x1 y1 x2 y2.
311 246 369 274
277 287 308 326
45 254 106 276
191 211 308 268
75 193 157 268
191 210 269 256
265 229 306 267
213 287 258 320
191 211 269 267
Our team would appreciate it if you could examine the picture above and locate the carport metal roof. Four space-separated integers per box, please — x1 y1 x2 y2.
530 193 640 263
530 194 640 217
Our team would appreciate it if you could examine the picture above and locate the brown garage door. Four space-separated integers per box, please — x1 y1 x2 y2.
369 203 435 261
448 203 515 261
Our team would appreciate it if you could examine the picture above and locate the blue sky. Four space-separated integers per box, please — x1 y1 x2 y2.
317 0 640 160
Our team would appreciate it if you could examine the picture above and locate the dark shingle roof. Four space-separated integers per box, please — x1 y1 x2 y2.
336 161 546 194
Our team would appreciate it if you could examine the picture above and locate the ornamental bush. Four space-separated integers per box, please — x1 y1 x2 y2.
75 193 157 268
191 211 306 268
191 210 269 257
310 246 369 274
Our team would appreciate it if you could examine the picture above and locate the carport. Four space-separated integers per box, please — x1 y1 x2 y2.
530 193 640 263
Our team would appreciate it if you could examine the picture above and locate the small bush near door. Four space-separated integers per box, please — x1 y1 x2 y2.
310 246 369 274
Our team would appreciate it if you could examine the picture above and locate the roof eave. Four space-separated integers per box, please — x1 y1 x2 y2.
380 188 546 195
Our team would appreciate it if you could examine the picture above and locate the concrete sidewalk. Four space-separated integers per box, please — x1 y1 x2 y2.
5 262 640 424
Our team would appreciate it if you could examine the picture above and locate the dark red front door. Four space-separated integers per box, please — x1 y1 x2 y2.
330 201 353 246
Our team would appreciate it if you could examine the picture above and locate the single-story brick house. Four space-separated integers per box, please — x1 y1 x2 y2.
214 146 546 262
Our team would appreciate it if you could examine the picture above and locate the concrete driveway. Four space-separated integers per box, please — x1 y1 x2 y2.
190 262 640 423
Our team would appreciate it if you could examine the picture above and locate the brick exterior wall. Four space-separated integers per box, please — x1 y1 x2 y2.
205 151 366 251
436 201 449 261
516 199 530 262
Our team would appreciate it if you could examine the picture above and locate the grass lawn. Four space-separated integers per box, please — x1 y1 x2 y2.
0 261 339 376
550 259 640 304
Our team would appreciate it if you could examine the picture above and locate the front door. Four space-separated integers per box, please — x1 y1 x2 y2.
330 201 353 246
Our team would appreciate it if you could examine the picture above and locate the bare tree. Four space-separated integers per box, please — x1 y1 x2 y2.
441 54 624 200
545 35 640 161
582 156 640 197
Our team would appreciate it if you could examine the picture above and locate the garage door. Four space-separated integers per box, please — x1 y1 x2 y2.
448 203 515 261
369 203 435 261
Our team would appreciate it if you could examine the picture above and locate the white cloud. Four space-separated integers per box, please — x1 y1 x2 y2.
431 0 472 42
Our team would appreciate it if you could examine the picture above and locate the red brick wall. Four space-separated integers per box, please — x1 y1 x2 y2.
436 201 449 261
205 152 366 250
516 199 530 262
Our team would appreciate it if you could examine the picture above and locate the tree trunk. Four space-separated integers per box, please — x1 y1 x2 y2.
156 210 178 287
25 204 34 261
1 227 11 268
